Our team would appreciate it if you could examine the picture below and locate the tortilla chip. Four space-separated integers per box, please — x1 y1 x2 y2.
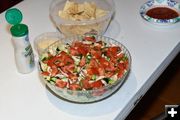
59 11 69 19
83 2 96 18
77 4 84 13
63 1 78 14
96 8 108 18
58 0 107 21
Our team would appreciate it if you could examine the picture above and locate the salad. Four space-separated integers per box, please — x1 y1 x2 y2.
39 36 129 91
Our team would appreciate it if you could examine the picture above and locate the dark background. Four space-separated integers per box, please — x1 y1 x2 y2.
126 53 180 119
0 0 23 13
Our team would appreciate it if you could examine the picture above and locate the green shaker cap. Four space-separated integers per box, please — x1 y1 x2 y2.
10 24 28 37
5 8 23 25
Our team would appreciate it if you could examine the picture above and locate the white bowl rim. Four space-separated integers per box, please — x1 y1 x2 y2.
140 0 180 25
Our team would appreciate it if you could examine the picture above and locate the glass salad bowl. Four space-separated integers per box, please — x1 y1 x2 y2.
38 35 131 103
49 0 115 36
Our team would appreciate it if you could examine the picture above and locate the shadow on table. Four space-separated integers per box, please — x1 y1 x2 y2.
45 71 137 117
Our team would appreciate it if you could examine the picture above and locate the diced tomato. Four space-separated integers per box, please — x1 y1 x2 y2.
47 51 74 67
106 46 121 57
55 79 67 88
72 41 83 48
50 65 58 76
77 46 89 56
99 58 116 72
82 77 91 89
72 41 90 56
68 73 78 82
91 80 104 89
116 53 124 59
86 67 99 75
61 66 69 74
117 69 124 78
90 49 101 59
106 51 112 58
110 46 121 54
70 47 79 56
94 45 101 51
69 84 81 90
89 58 99 67
68 64 75 72
64 57 74 65
52 56 63 67
79 56 86 67
99 58 109 68
87 66 104 76
117 63 125 70
59 51 74 66
124 61 129 70
84 36 96 42
87 58 106 76
61 64 75 74
41 71 50 76
98 67 105 76
47 56 56 66
105 62 116 72
109 56 117 64
56 61 64 67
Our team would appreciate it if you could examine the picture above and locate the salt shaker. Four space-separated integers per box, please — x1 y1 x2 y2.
5 8 35 74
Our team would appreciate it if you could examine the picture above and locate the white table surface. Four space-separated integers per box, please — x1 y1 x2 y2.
0 0 179 120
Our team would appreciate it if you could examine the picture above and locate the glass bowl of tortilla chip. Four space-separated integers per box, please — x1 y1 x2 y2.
49 0 115 36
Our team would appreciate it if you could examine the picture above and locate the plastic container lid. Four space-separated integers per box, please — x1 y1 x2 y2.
10 24 28 37
5 8 23 25
5 8 28 37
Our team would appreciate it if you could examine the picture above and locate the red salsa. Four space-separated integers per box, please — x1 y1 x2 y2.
146 7 179 19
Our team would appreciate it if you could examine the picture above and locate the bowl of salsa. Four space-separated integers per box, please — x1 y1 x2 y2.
140 0 180 25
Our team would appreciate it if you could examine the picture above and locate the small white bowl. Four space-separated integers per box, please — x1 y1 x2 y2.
140 0 180 26
34 32 62 55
